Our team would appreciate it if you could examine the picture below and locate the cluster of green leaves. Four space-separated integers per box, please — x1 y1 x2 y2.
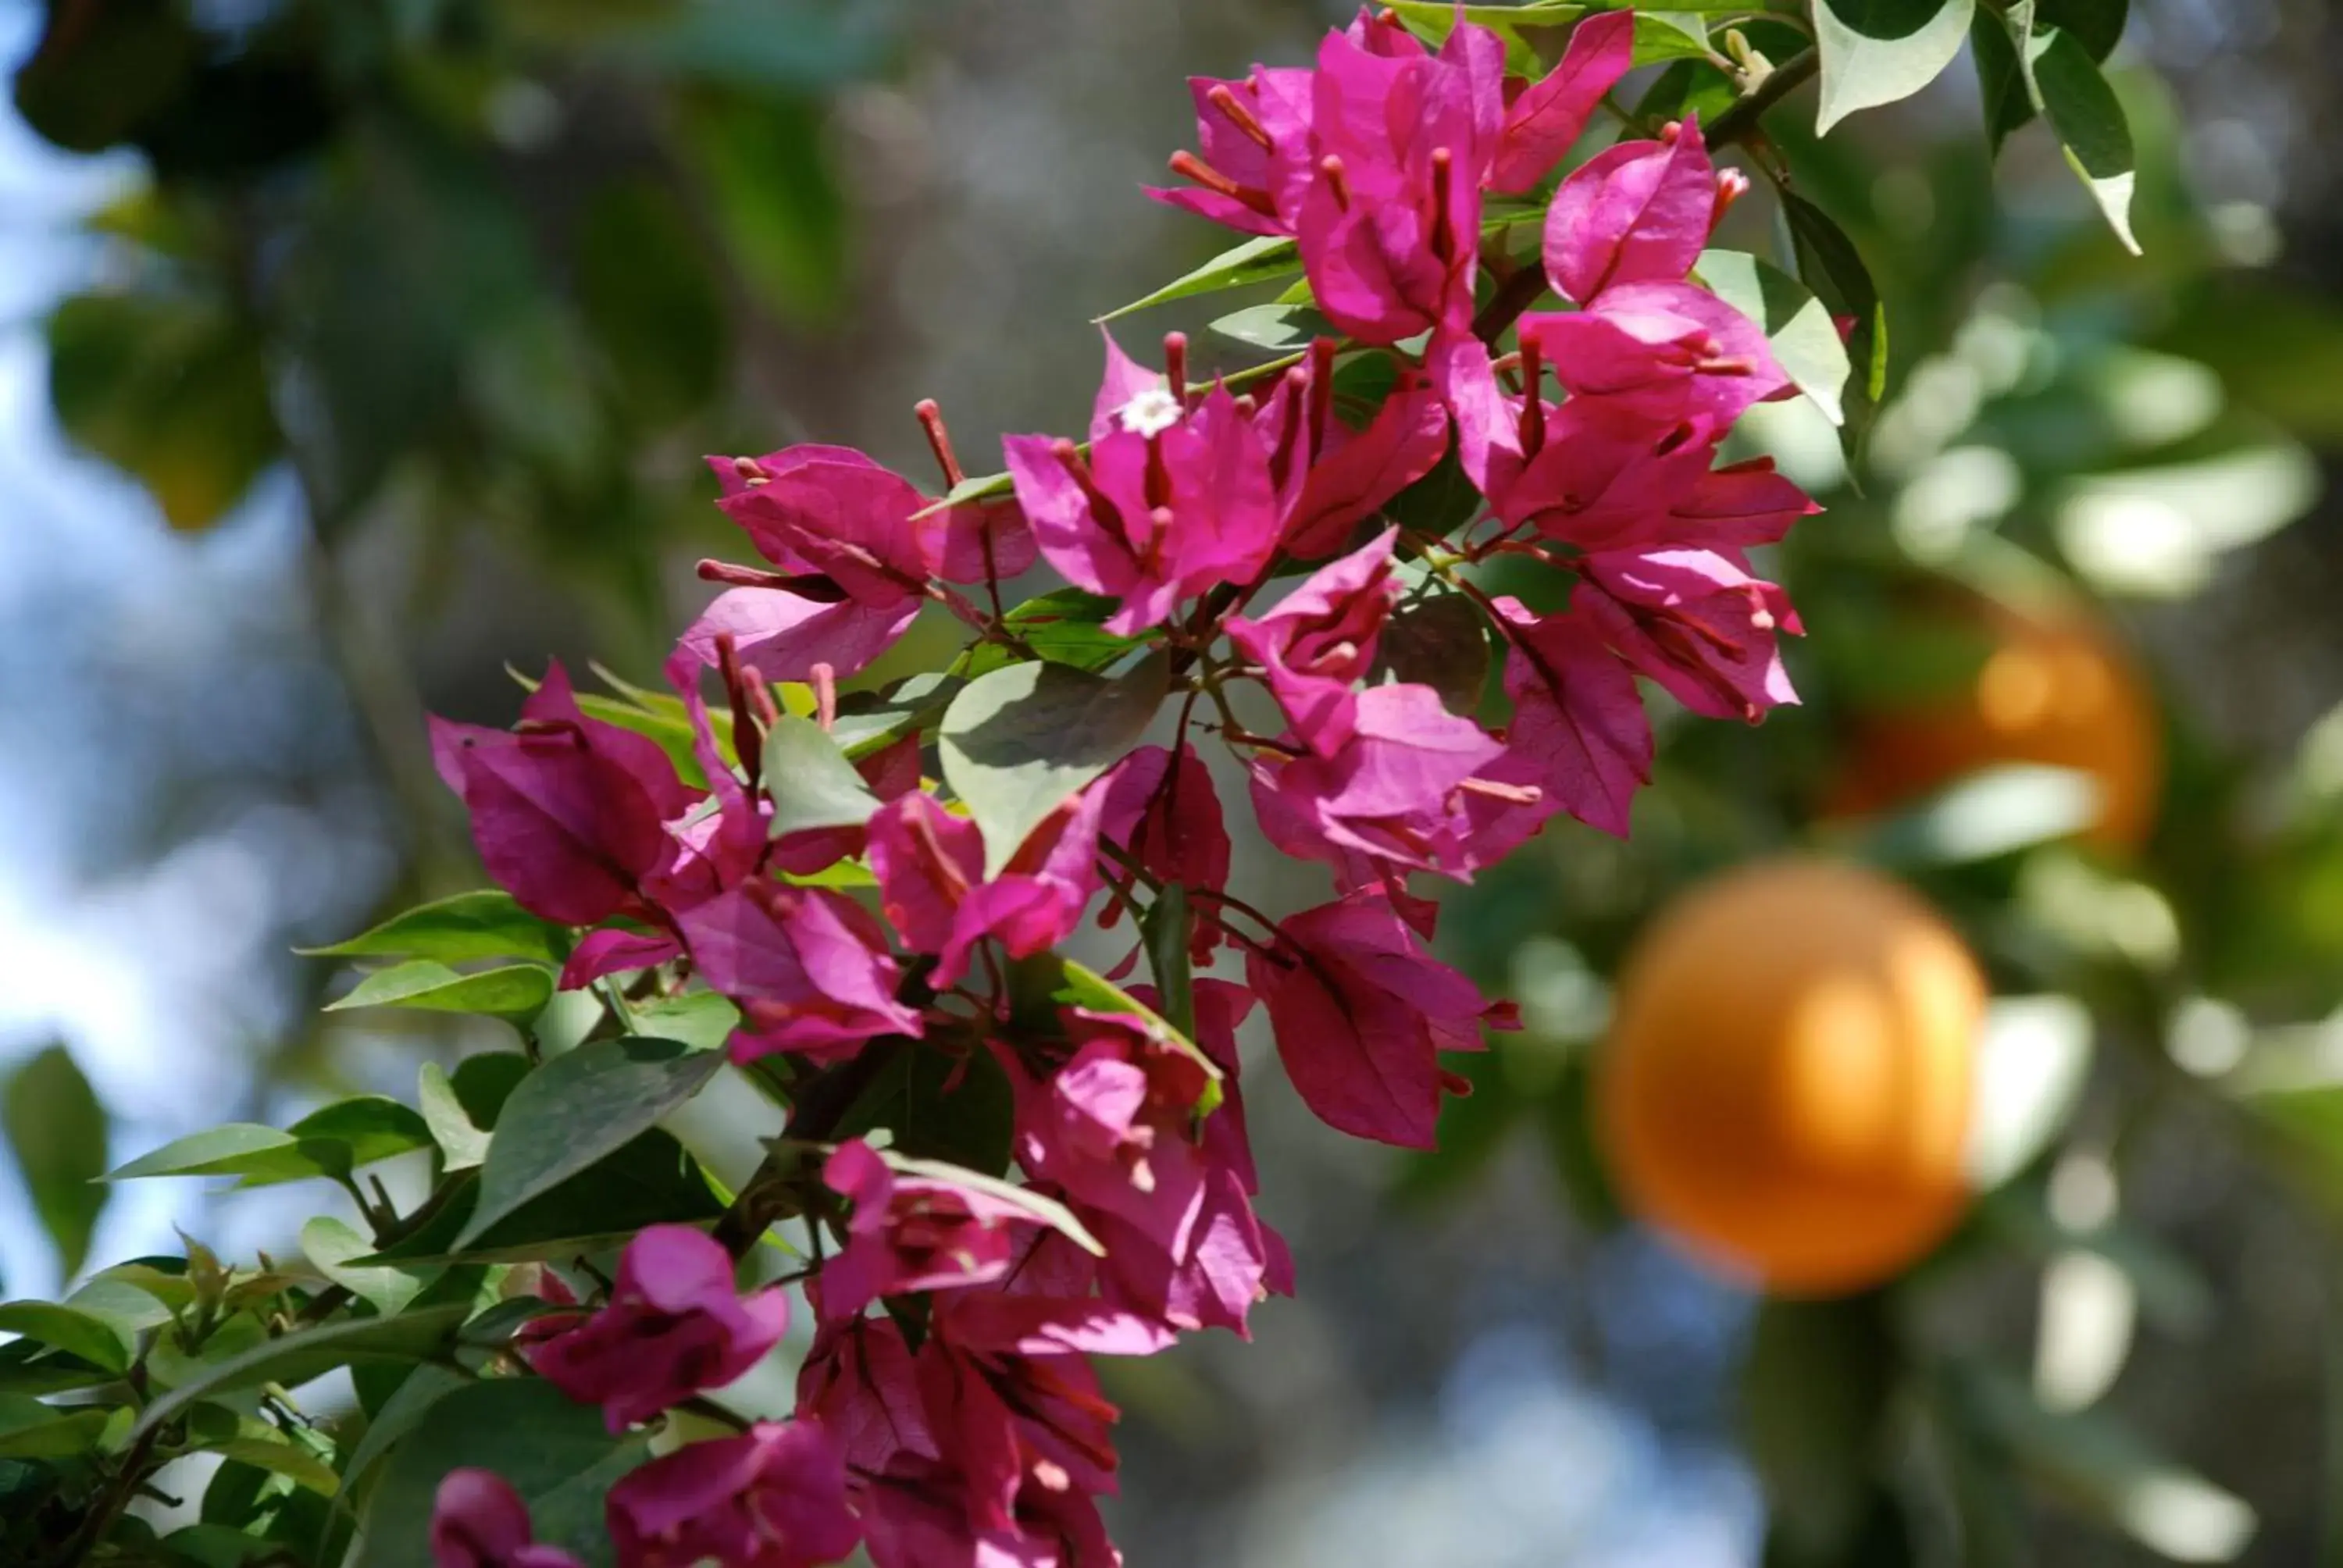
14 0 891 626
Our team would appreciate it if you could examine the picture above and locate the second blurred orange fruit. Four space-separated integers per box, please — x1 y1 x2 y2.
1829 601 2162 853
1597 857 1984 1296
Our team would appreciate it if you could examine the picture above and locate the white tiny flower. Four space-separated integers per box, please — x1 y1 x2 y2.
1117 386 1184 437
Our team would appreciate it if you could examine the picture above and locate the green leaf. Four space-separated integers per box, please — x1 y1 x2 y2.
417 1063 489 1172
1695 249 1853 426
1976 0 2128 151
280 1097 437 1171
2006 5 2141 253
65 1276 173 1336
0 1301 130 1374
105 1126 346 1185
325 960 556 1021
0 1338 114 1396
1380 450 1484 541
1141 886 1198 1046
454 1037 726 1250
301 1218 439 1317
1211 303 1336 355
0 1396 111 1460
1371 592 1492 717
873 1150 1105 1257
829 672 965 761
201 1434 341 1498
340 1363 469 1490
1781 191 1889 415
1631 12 1717 66
1632 59 1741 127
366 1132 724 1267
835 1041 1017 1177
451 1053 534 1131
354 1379 647 1568
940 653 1170 878
960 588 1143 680
631 991 743 1056
1097 237 1300 323
1813 0 1977 135
2 1044 108 1279
763 714 883 839
303 891 566 968
46 287 281 531
131 1306 470 1440
105 1098 433 1191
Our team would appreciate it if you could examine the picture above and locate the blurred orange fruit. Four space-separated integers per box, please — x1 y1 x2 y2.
1597 857 1984 1296
1830 603 2162 853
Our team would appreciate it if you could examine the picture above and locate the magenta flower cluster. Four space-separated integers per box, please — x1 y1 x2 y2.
425 9 1817 1566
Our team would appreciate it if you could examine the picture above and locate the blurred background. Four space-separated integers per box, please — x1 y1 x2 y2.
3 0 2342 1563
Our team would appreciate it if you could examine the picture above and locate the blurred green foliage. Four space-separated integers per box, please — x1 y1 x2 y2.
16 0 896 622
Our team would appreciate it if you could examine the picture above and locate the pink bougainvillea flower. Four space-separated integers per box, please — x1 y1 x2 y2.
1519 280 1792 428
857 1453 1121 1568
1488 593 1653 838
818 1139 1052 1320
430 1470 584 1568
1432 327 1818 556
1247 893 1517 1147
994 984 1287 1340
430 662 695 928
683 445 947 685
557 926 685 992
1249 682 1534 882
1543 118 1721 305
1271 364 1452 561
1487 10 1635 194
1150 66 1316 235
671 585 922 689
924 494 1040 587
1425 328 1553 510
1225 526 1401 755
1003 337 1281 636
918 1299 1124 1530
797 1315 936 1481
1098 743 1232 963
676 881 924 1064
523 1225 788 1433
1575 547 1803 720
606 1419 861 1568
711 445 933 604
1289 21 1489 343
1004 1010 1219 1259
867 788 1104 989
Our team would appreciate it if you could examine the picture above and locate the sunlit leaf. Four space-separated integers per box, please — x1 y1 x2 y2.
1813 0 1976 135
303 891 566 968
940 652 1169 878
2 1044 109 1279
454 1038 726 1250
1097 237 1300 323
326 961 556 1021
